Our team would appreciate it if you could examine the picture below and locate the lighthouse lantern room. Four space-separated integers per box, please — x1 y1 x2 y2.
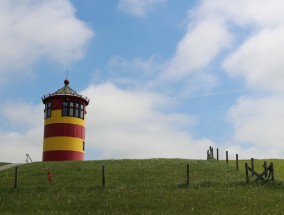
42 79 90 161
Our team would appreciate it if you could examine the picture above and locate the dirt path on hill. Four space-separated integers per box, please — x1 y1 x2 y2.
0 163 24 171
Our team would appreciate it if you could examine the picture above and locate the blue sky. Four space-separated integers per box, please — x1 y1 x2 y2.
1 0 284 162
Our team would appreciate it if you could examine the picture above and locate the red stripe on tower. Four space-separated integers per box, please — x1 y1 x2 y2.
44 123 85 139
43 151 84 161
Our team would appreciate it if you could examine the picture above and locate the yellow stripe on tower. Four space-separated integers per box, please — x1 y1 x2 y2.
43 137 84 152
45 110 85 126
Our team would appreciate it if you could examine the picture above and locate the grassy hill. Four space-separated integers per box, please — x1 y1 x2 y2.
0 159 284 214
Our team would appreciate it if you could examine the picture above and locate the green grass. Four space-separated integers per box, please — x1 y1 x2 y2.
0 163 9 166
0 159 283 214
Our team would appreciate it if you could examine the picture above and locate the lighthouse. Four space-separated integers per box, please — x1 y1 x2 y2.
42 79 90 161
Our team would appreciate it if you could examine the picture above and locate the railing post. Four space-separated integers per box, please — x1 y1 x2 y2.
264 161 267 177
236 154 239 171
226 151 228 164
102 165 106 187
217 148 219 161
207 150 209 160
245 163 249 183
270 162 274 181
186 163 190 186
14 166 19 189
251 158 254 175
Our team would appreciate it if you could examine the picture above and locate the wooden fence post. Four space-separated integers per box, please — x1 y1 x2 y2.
226 151 228 164
270 162 274 181
217 148 219 161
264 161 267 177
207 150 209 160
102 165 106 187
186 163 190 186
14 166 19 189
236 154 239 171
251 158 254 176
245 163 249 183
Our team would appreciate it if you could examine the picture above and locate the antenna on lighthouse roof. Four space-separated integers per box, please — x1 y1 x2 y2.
64 70 70 86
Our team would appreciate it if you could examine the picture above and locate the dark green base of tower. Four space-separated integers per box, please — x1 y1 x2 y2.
43 150 84 161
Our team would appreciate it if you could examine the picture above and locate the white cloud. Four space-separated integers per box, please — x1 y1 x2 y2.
0 102 43 163
165 20 232 79
188 0 284 94
118 0 166 17
228 95 284 158
104 23 224 96
0 0 93 83
195 0 284 28
162 0 284 87
192 0 284 93
223 27 284 93
82 83 212 159
0 129 43 163
0 102 42 128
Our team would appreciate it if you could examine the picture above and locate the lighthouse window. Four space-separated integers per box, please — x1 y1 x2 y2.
62 101 84 119
75 109 79 118
80 104 84 118
69 108 74 116
62 102 68 116
44 102 52 119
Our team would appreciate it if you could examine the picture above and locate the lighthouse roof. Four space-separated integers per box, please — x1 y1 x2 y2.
42 80 90 105
52 81 78 95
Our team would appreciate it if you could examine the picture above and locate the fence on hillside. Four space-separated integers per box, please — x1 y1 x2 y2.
2 161 194 189
207 146 240 169
1 147 280 190
207 146 276 183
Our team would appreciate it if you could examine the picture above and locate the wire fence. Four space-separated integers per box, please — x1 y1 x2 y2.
0 160 192 189
1 148 283 190
0 158 251 190
207 146 284 182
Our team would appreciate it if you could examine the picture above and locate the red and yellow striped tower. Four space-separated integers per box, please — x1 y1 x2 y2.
42 79 90 161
